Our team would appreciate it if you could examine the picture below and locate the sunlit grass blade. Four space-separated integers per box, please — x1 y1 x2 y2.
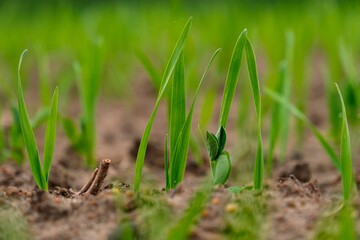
245 38 263 190
134 17 193 192
170 48 221 188
218 29 247 128
265 87 341 171
335 83 353 201
169 52 186 161
43 87 59 183
17 49 46 190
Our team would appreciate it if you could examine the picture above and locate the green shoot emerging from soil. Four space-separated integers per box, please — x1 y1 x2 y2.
335 83 353 201
17 49 59 190
134 17 193 192
62 39 102 167
206 29 264 190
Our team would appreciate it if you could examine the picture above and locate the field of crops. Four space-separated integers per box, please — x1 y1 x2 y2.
1 1 360 239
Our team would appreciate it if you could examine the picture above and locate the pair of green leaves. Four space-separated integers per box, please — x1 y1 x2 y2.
18 49 59 190
206 126 231 185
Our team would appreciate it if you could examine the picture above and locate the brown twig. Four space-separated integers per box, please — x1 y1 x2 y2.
78 159 111 196
77 168 98 195
88 159 111 195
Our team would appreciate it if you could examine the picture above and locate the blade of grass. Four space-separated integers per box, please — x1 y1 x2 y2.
134 17 193 192
43 87 59 183
169 52 186 161
135 50 162 90
17 49 46 190
164 134 170 191
278 31 294 162
218 29 247 128
169 48 221 188
335 83 353 201
245 38 263 190
265 87 341 171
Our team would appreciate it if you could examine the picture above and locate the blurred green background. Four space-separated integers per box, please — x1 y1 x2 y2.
1 0 359 101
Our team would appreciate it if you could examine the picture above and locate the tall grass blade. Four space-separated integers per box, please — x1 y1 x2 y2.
218 29 247 128
164 135 170 190
134 17 193 192
169 48 221 188
169 52 186 160
17 49 46 190
43 87 59 183
265 87 341 170
335 83 353 200
278 31 294 162
245 38 263 190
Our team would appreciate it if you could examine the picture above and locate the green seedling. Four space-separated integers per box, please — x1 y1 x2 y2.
166 48 220 189
335 83 353 201
265 87 341 171
62 39 102 167
137 48 204 166
206 30 264 190
17 49 59 190
134 17 193 192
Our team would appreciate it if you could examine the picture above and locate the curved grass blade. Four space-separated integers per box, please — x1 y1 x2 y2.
335 83 353 200
170 48 221 188
265 87 341 171
218 29 247 128
169 52 186 161
17 49 46 190
43 87 59 183
135 50 162 90
245 38 263 190
134 17 193 192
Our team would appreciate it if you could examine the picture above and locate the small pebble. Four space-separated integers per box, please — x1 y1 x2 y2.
225 203 238 213
212 197 220 205
201 209 210 218
125 190 134 198
6 186 18 195
54 197 60 203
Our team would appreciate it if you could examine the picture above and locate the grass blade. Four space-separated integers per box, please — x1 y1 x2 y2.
134 17 193 192
278 31 294 162
265 87 341 171
164 135 170 190
136 50 162 90
335 83 353 200
17 49 46 190
169 52 186 161
170 48 221 187
43 87 59 183
245 38 263 190
218 29 247 128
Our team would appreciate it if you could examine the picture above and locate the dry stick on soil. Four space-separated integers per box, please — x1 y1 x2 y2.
78 168 99 195
78 159 111 196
